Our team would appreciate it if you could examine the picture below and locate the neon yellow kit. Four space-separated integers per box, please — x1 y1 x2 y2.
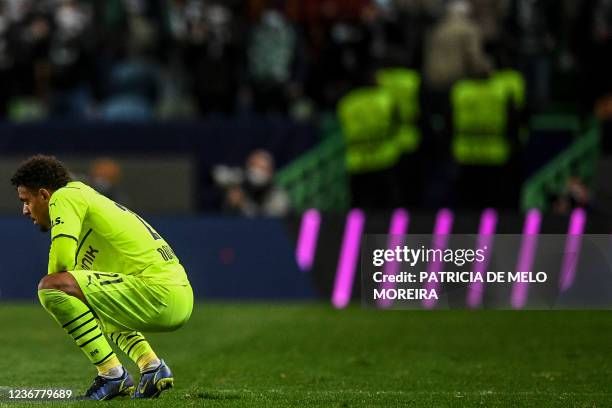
47 180 192 340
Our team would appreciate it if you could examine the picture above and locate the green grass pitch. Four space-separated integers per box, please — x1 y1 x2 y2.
1 303 611 407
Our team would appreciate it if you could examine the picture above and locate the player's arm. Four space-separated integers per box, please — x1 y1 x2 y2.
47 188 88 274
48 236 78 273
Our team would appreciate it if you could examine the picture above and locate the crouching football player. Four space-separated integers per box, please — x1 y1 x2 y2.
11 155 193 400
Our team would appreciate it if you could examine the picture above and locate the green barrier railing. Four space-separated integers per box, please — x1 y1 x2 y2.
529 114 581 132
521 122 599 212
275 119 350 212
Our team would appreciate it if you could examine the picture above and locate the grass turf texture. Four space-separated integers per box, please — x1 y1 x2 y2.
0 303 611 407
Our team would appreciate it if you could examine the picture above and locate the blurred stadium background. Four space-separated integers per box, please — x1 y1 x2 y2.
1 0 612 405
0 0 611 303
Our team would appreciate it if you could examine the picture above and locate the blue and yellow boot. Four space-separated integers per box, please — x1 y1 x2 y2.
83 369 135 400
133 359 174 398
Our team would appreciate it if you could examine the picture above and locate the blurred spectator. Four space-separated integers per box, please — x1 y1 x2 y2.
123 0 170 59
10 2 52 103
0 2 14 116
97 0 169 121
504 0 559 113
572 0 612 113
423 0 492 91
169 0 244 115
551 176 593 215
213 149 291 217
48 0 95 118
303 0 377 110
383 0 443 69
99 58 160 121
246 4 302 114
468 0 510 66
89 157 130 204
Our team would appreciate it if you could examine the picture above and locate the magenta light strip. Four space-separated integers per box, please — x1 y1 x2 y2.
423 209 454 309
559 208 586 292
332 209 365 309
467 208 498 308
511 209 542 309
295 209 321 272
377 209 410 309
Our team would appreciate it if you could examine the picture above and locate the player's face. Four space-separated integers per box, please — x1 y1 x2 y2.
17 186 52 232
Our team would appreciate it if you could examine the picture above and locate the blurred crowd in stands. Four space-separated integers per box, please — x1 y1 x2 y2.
3 0 612 217
1 0 612 122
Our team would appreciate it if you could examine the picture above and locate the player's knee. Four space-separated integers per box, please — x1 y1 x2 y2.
37 272 72 292
37 273 88 307
37 273 80 310
38 275 53 291
38 274 60 291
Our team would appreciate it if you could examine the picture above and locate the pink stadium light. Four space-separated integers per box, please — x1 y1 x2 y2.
559 207 587 292
377 208 410 309
423 209 454 309
332 209 365 309
295 209 321 272
511 209 542 309
467 208 498 308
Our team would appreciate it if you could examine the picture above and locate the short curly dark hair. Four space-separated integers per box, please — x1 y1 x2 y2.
10 155 72 191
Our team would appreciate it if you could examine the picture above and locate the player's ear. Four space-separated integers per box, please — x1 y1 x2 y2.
39 188 52 202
